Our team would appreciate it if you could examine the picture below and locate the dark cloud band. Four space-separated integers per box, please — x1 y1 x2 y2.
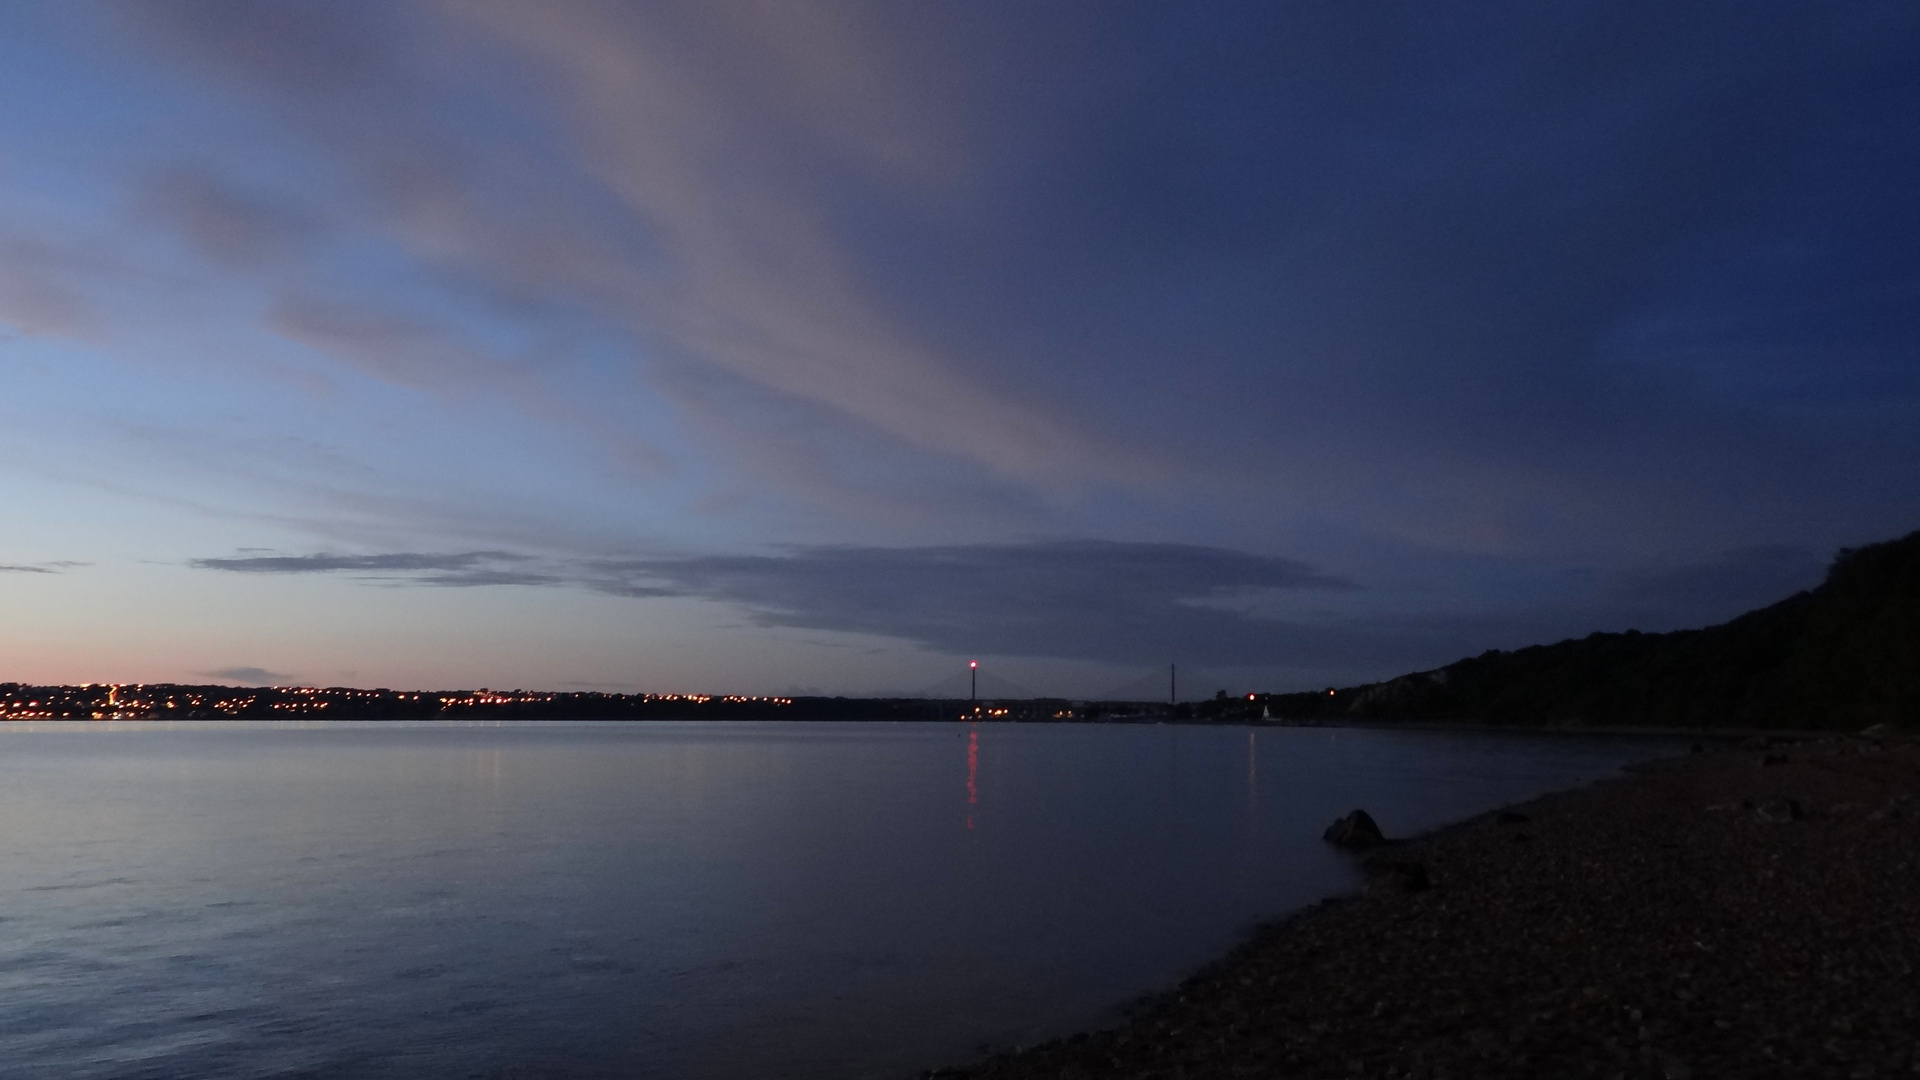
193 551 526 573
187 535 1837 678
191 541 1382 665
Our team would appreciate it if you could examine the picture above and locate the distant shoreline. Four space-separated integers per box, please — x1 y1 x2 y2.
0 712 1847 740
0 701 1860 744
920 733 1920 1079
2 679 1869 735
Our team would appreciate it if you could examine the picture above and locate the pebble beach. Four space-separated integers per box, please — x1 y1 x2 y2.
926 735 1920 1080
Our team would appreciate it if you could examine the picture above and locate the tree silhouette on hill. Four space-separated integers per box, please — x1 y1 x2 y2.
1267 528 1920 730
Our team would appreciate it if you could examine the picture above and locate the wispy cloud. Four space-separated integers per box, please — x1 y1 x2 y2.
0 228 113 339
193 551 523 573
117 0 1154 502
0 560 86 574
137 170 323 270
190 550 563 588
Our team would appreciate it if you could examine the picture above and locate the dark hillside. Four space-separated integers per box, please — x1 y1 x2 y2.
1266 528 1920 730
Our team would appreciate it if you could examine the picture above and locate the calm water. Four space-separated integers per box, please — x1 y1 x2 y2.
0 721 1676 1079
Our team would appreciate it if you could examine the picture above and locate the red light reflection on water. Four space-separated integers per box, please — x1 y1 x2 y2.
965 726 979 829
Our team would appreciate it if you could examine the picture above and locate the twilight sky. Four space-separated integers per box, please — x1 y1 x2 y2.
2 1 1916 697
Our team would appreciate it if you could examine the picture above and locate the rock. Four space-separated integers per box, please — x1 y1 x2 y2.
1495 810 1530 825
1690 742 1705 754
1323 809 1386 848
1860 722 1891 738
1754 798 1803 823
1758 753 1789 767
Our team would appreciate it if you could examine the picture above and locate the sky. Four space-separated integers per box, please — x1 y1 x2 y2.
2 1 1916 698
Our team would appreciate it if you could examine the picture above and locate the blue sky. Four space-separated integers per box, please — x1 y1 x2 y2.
2 1 1916 696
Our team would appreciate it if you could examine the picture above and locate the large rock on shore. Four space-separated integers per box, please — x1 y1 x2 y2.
1323 808 1386 848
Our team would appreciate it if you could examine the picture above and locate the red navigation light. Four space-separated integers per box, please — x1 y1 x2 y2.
969 660 978 669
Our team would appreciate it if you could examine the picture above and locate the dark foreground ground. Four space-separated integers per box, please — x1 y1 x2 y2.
925 736 1920 1080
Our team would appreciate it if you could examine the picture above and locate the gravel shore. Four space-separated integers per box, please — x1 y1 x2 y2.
924 736 1920 1079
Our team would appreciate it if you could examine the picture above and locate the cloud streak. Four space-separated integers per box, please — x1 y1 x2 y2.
204 666 295 685
193 551 525 573
191 550 565 588
0 560 87 574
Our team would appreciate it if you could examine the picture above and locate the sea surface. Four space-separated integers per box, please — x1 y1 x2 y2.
0 721 1678 1079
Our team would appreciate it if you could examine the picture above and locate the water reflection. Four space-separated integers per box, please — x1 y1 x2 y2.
965 725 979 830
0 721 1680 1080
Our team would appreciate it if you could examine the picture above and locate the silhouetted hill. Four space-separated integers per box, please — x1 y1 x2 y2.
1265 529 1920 730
